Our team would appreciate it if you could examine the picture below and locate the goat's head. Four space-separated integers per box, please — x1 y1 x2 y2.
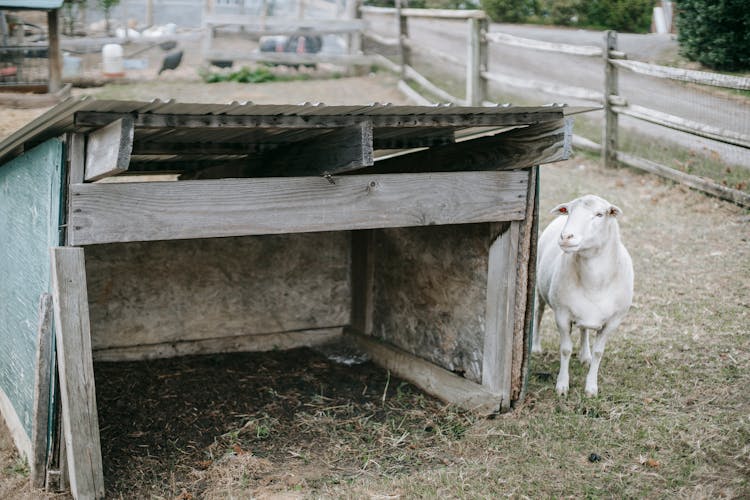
550 195 622 254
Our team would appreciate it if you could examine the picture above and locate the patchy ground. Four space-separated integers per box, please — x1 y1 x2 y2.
0 74 748 498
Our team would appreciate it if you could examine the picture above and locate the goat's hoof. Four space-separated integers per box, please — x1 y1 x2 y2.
579 354 592 366
584 386 598 397
555 383 569 396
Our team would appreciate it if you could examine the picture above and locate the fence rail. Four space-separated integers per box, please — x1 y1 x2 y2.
361 7 749 208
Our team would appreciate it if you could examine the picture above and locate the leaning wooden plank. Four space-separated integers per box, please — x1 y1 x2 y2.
610 59 750 90
84 117 133 182
50 247 104 500
616 152 750 208
482 221 521 411
350 231 375 336
613 104 750 150
397 79 434 106
367 118 571 174
259 121 374 176
405 65 464 104
485 31 602 57
31 293 53 489
68 170 528 245
344 329 502 414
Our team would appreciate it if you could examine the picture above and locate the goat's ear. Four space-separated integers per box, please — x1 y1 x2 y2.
608 204 623 217
550 203 569 215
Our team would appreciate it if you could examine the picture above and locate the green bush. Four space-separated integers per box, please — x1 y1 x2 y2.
579 0 653 33
481 0 538 23
482 0 653 32
676 0 750 71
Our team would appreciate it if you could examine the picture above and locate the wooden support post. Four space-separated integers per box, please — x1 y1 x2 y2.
50 247 104 500
31 294 54 489
482 221 521 411
84 117 134 182
350 230 375 336
466 17 485 106
47 10 62 94
510 167 537 403
396 0 410 80
602 30 618 169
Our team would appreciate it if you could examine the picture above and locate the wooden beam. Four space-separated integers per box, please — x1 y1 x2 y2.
93 327 344 362
205 51 376 66
131 142 279 156
68 170 528 245
613 103 750 150
616 151 750 209
46 10 62 93
603 30 619 169
485 31 602 57
50 247 104 500
510 167 537 403
350 230 375 336
74 110 565 130
84 117 134 181
344 329 502 414
404 65 463 104
366 118 571 174
31 293 53 489
259 121 374 176
374 128 455 149
610 59 750 90
482 221 521 410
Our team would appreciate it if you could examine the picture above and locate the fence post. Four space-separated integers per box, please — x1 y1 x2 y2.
466 17 486 106
396 0 410 80
602 30 618 168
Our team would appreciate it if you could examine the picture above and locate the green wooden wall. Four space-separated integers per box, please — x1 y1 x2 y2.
0 139 63 439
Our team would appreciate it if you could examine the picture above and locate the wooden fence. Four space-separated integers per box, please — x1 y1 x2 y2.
361 8 750 208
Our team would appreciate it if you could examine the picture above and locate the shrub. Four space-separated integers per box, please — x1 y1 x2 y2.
578 0 653 33
481 0 538 22
676 0 750 71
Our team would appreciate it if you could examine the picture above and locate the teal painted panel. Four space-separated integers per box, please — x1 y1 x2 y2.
0 139 63 439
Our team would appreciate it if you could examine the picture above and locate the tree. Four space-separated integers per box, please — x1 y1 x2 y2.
676 0 750 71
98 0 120 35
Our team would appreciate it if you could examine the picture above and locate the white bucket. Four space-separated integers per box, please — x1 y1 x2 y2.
102 43 125 77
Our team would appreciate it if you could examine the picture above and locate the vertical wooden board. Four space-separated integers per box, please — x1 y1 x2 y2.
85 232 351 350
51 247 104 499
510 167 537 403
31 293 53 489
0 139 63 456
482 221 521 410
350 230 375 336
371 224 489 383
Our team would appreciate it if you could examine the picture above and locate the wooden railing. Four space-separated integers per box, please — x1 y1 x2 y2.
361 9 750 208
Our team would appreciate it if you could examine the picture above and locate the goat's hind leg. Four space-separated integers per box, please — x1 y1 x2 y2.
554 312 573 396
532 292 545 354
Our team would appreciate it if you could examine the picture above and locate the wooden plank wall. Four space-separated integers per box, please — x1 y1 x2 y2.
370 224 491 383
0 139 63 459
85 232 351 360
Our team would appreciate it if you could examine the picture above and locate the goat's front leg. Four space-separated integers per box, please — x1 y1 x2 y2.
555 312 573 396
584 315 624 397
578 327 591 366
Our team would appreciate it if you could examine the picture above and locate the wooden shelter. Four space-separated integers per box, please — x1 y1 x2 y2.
0 97 582 498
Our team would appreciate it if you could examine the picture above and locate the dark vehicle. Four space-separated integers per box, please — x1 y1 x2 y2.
259 31 323 68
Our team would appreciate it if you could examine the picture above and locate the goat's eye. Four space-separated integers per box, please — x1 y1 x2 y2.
595 213 604 218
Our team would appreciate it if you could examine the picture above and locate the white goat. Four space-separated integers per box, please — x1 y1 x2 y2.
532 194 633 397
